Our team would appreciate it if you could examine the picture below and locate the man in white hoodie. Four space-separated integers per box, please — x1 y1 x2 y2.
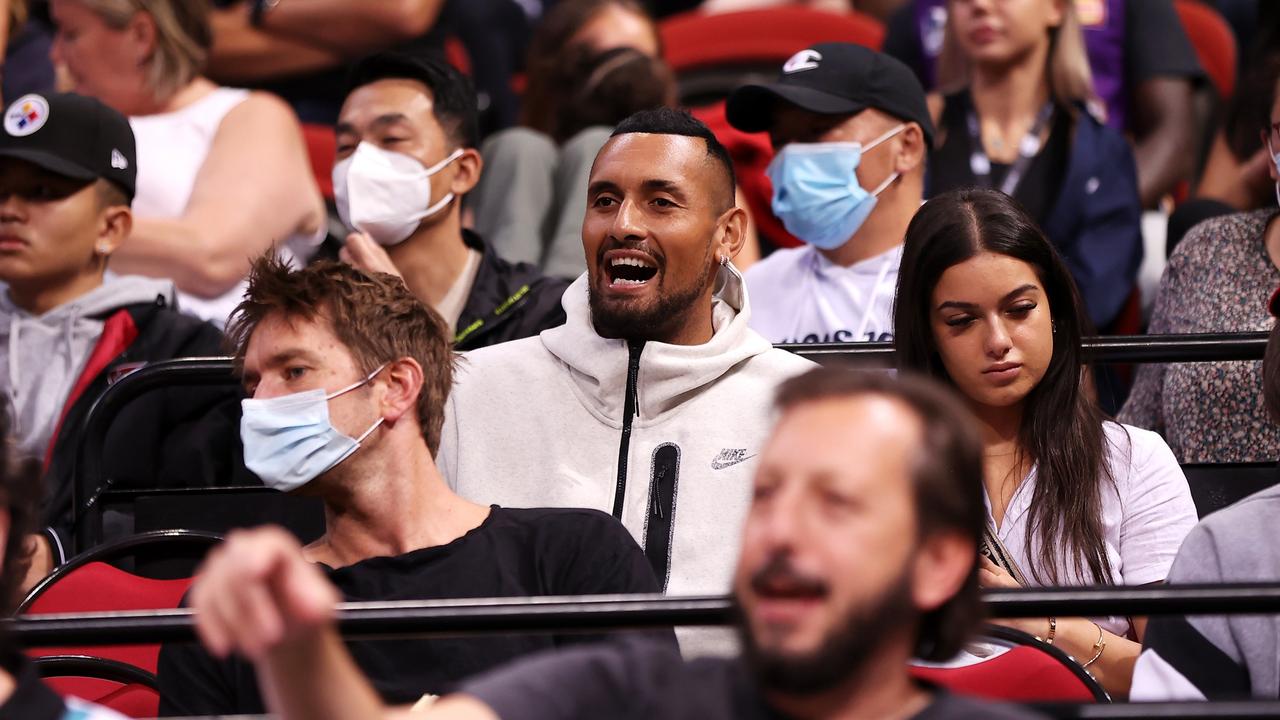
438 108 815 647
0 92 228 580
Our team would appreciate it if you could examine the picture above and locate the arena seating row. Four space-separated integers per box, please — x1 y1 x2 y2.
32 331 1277 717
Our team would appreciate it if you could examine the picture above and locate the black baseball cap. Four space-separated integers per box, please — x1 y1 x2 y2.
726 43 935 146
0 92 137 201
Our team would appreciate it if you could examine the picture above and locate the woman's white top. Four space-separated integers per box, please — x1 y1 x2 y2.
127 87 321 328
989 421 1198 639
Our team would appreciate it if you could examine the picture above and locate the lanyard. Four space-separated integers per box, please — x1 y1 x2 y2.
966 102 1055 197
854 253 895 341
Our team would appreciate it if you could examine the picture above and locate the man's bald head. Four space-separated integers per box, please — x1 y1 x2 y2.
607 107 736 212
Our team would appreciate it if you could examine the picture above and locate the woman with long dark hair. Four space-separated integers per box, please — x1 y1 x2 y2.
894 188 1196 697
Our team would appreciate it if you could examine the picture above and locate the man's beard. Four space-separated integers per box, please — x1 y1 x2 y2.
589 253 717 341
738 561 917 696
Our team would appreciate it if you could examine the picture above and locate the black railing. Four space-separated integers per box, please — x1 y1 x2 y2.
784 332 1270 363
12 583 1280 648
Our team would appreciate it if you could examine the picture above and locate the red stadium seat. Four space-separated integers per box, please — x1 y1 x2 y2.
38 655 159 718
659 7 884 75
302 122 337 201
1174 0 1237 101
19 531 222 676
909 626 1109 703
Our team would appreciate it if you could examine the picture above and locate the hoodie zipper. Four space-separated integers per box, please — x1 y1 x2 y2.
611 340 645 519
644 443 679 590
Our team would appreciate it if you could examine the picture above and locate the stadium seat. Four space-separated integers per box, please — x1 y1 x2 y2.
37 655 159 719
18 530 222 676
302 123 337 201
660 7 884 73
1174 0 1237 101
1182 462 1279 518
73 358 253 552
660 7 884 107
909 625 1109 703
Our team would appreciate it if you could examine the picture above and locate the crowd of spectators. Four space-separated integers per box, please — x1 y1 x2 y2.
0 0 1277 718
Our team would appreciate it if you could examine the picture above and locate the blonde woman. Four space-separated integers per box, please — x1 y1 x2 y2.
924 0 1143 331
49 0 324 326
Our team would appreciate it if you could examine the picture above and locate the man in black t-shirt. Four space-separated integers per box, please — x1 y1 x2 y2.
182 369 1046 720
155 257 663 716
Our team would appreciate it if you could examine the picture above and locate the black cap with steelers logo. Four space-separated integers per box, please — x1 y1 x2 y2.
0 92 137 202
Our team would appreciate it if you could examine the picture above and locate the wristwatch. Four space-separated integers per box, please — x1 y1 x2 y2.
249 0 282 27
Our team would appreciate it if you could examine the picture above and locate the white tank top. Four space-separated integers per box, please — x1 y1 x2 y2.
127 87 320 328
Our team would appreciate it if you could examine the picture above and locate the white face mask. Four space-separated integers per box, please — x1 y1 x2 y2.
333 142 464 246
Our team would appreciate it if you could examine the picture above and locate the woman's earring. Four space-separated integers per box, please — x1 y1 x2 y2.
1052 320 1058 333
719 255 729 267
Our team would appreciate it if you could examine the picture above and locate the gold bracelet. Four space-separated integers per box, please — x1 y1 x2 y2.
1081 623 1106 668
1035 616 1057 645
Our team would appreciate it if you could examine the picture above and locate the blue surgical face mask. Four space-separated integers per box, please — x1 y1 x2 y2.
766 124 905 250
241 364 388 492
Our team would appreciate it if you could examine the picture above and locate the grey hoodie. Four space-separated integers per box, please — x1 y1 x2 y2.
1131 483 1280 700
0 276 177 460
439 265 815 653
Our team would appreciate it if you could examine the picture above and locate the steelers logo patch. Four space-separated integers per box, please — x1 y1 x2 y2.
4 94 50 137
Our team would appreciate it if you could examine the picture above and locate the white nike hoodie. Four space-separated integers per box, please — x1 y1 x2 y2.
439 264 814 630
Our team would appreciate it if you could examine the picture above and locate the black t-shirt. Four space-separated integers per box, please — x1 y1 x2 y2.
157 506 669 716
927 91 1072 226
463 637 1048 720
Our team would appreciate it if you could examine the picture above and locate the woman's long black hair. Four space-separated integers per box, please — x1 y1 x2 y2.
893 188 1115 585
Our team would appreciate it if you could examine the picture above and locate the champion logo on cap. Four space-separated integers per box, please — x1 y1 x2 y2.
4 94 50 137
111 149 128 170
782 49 822 74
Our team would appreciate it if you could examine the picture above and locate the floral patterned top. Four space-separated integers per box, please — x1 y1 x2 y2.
1119 209 1280 463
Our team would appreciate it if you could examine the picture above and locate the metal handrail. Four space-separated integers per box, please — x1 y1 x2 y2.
784 332 1270 363
11 583 1280 648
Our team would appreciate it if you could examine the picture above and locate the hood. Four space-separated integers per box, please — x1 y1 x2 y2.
540 262 774 423
0 274 175 459
0 274 177 323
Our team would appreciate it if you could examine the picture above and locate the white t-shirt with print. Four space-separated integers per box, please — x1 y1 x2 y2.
988 422 1198 638
745 244 902 344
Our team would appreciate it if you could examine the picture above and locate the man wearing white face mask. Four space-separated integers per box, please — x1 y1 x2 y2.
333 52 571 351
155 257 668 716
726 43 933 345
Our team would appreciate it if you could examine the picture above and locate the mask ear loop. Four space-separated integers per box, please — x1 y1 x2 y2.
864 124 908 198
325 362 390 401
863 123 907 153
334 363 391 444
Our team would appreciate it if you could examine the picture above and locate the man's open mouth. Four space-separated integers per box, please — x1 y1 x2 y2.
605 254 659 287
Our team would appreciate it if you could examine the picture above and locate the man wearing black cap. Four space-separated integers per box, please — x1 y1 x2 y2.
0 92 227 582
725 43 932 346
